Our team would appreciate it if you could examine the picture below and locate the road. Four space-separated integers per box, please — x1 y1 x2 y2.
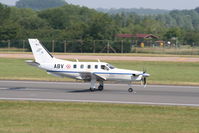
0 80 199 106
1 53 199 62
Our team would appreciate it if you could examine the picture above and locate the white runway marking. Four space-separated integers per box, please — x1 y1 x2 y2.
1 97 199 107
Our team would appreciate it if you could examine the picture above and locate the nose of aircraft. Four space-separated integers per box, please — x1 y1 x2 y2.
143 73 150 77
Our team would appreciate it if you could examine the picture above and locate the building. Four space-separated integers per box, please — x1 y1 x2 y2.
116 33 159 47
116 33 159 39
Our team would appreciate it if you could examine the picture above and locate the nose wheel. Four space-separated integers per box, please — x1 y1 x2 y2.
128 88 133 92
128 82 136 93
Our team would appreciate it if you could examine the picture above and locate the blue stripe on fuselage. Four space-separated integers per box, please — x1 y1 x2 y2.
47 70 133 75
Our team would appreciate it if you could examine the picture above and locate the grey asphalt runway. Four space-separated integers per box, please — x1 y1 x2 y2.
0 80 199 106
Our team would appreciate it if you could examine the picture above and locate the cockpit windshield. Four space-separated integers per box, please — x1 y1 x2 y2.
106 64 115 69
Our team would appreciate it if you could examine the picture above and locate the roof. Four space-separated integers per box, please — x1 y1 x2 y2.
116 34 133 38
156 40 165 43
134 34 158 39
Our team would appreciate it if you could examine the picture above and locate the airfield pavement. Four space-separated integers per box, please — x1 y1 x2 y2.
0 53 199 62
0 80 199 106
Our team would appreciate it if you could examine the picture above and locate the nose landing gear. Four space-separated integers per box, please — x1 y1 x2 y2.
128 83 136 94
128 88 133 92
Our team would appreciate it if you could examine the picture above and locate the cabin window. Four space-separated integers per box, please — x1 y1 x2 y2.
80 64 84 69
95 65 98 69
88 65 91 69
101 65 105 70
101 65 109 70
73 64 77 69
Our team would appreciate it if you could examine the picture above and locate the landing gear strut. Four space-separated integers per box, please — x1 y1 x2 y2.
90 75 104 92
90 74 96 92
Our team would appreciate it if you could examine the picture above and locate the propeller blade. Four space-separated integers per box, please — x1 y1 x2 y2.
143 77 147 88
143 68 146 74
144 77 146 85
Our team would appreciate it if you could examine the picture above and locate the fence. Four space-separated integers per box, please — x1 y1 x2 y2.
0 40 132 53
0 39 199 55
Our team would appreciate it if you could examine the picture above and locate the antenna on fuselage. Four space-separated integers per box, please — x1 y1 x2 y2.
75 59 79 62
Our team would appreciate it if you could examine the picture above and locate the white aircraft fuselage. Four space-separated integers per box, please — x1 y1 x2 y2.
40 61 147 81
27 39 150 92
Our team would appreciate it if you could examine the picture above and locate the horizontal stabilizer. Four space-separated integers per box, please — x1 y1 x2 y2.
25 60 40 67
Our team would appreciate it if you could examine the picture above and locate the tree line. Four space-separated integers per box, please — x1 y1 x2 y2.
1 2 199 52
98 8 169 15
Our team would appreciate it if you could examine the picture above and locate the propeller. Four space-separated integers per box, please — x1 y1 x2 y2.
143 77 147 87
143 68 147 74
142 68 148 88
132 68 149 88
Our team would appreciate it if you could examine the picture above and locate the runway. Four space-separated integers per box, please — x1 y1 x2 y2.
0 80 199 107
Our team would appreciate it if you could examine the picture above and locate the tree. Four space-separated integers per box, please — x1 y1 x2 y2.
86 13 118 40
18 16 49 30
141 19 166 34
16 0 67 10
0 23 19 40
184 32 199 45
195 7 199 13
0 3 10 24
163 28 184 44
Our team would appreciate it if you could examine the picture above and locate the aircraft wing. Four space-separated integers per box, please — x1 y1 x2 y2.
93 73 107 80
79 72 92 80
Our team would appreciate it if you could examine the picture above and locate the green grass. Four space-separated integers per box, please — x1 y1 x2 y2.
0 58 199 85
0 101 199 133
0 48 27 52
133 46 199 55
0 58 73 81
112 61 199 85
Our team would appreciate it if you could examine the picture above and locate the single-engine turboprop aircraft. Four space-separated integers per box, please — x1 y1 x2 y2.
27 39 150 92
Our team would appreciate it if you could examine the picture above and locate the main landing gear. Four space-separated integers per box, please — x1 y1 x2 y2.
90 85 104 92
98 80 104 91
89 75 104 92
98 85 104 91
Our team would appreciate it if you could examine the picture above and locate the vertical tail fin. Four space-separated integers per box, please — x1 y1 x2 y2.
28 39 53 63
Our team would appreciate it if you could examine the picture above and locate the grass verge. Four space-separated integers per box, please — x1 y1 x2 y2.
0 48 27 52
133 47 199 55
0 100 199 133
0 58 199 85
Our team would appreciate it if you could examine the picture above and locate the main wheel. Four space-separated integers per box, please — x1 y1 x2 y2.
98 85 104 91
90 87 95 92
128 88 133 92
